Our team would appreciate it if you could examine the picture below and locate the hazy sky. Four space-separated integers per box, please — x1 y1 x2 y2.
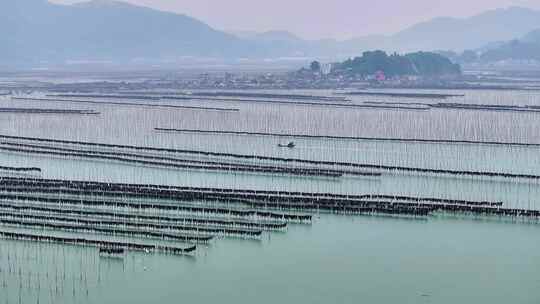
51 0 540 39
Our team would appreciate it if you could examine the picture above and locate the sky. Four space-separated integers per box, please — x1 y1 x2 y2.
50 0 540 40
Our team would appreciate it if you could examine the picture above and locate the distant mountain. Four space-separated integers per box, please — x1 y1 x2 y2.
3 1 540 68
229 30 261 39
480 41 540 62
229 30 314 57
231 30 303 43
234 6 540 57
229 30 345 59
435 27 540 65
477 29 540 62
0 0 259 67
356 6 540 52
523 29 540 43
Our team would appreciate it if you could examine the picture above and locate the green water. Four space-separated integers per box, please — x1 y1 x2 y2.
1 215 539 304
105 216 539 304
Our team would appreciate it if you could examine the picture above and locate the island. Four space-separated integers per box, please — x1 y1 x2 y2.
305 50 461 80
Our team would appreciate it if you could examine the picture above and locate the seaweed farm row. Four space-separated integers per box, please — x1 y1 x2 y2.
160 96 428 110
49 92 351 102
0 213 256 240
0 217 214 243
2 134 540 182
0 107 99 115
0 200 287 231
0 141 377 178
46 92 540 115
47 92 540 116
13 97 240 112
0 231 196 254
177 91 350 102
0 176 537 220
433 102 540 113
152 128 540 147
41 94 422 110
0 165 41 173
158 95 433 110
363 101 540 113
0 210 263 239
0 175 505 206
0 191 312 223
342 91 465 99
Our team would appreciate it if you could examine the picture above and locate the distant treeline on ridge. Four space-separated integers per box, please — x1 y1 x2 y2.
329 50 462 77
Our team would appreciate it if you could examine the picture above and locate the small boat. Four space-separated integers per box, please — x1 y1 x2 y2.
278 142 296 148
99 246 125 258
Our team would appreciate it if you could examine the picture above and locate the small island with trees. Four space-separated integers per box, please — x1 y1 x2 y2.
299 50 462 87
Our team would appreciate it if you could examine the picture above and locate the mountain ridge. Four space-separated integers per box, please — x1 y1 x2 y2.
231 6 540 57
0 0 259 67
3 1 540 68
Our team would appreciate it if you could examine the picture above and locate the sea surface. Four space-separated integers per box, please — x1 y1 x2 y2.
0 89 539 303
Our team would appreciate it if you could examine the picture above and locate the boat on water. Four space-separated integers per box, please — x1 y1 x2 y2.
277 142 296 148
99 246 126 258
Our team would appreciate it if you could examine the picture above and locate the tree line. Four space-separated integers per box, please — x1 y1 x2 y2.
310 50 462 77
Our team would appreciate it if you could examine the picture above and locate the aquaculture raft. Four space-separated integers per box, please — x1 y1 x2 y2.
2 134 540 181
0 230 196 255
0 176 537 219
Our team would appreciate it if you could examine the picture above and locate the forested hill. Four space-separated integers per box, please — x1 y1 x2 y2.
0 0 255 67
332 51 461 77
478 29 540 62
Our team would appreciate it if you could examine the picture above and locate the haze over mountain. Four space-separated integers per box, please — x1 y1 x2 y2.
523 29 540 43
476 28 540 62
52 0 540 40
273 6 540 54
436 26 540 65
1 0 258 67
384 6 540 51
3 0 540 69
